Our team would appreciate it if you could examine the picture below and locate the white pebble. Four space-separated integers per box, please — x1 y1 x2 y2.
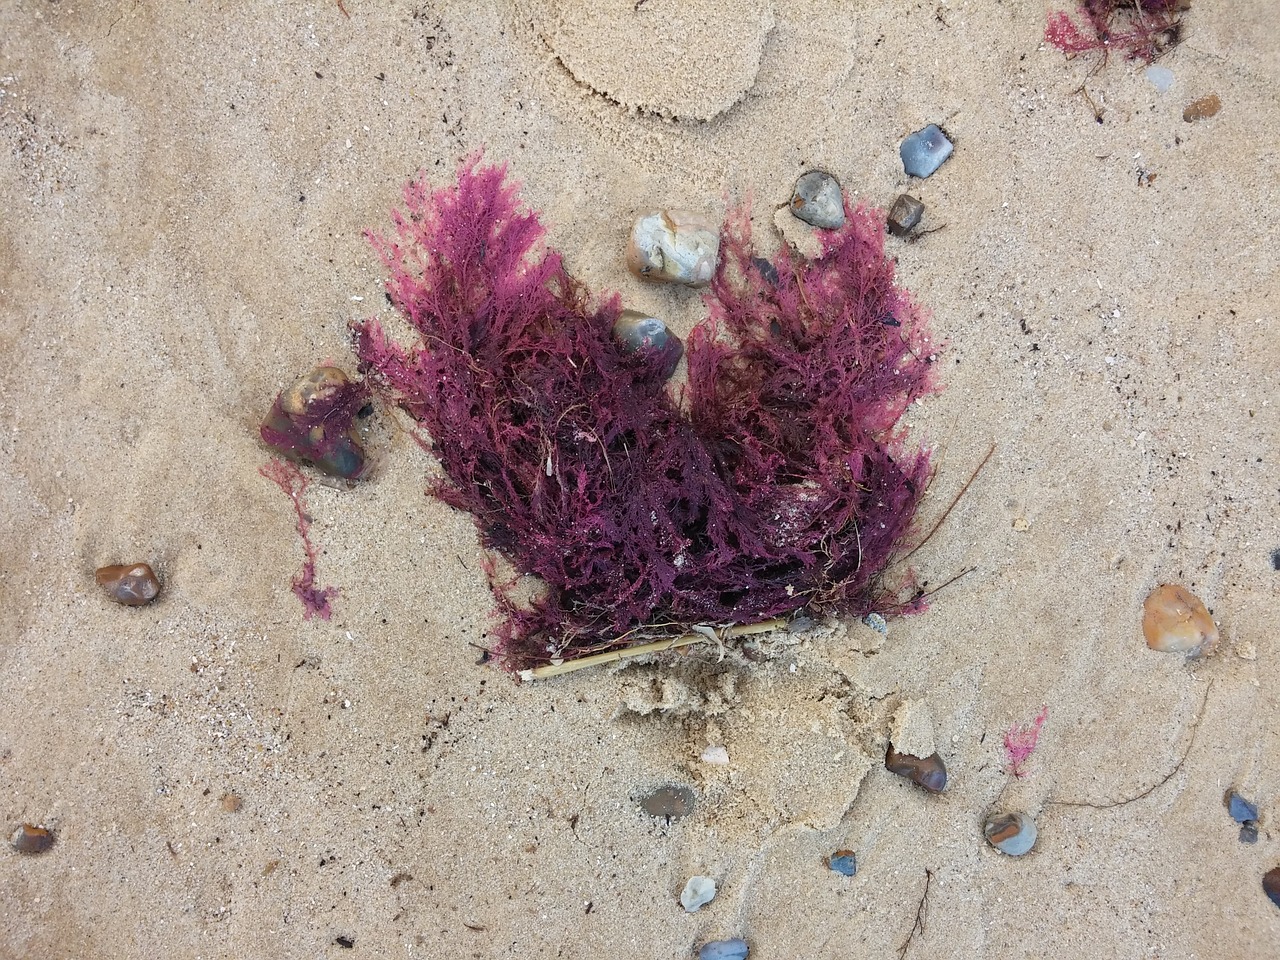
701 745 730 765
681 875 717 912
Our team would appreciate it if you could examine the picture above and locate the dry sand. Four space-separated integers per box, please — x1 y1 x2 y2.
2 1 1278 957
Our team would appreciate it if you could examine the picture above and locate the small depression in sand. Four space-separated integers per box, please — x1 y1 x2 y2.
534 0 775 121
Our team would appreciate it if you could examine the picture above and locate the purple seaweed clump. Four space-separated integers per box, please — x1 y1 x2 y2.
1045 0 1187 65
353 158 938 671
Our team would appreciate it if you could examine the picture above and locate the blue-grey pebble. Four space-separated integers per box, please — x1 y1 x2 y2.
698 939 749 960
827 850 857 877
1226 790 1258 824
900 125 954 179
790 171 846 229
984 812 1037 856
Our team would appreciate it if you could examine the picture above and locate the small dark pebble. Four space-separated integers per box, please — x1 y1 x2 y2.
698 938 749 960
885 745 947 793
887 194 925 238
95 563 162 606
613 309 684 381
1264 866 1280 909
640 784 696 820
10 824 55 855
334 935 355 949
1225 789 1258 824
1270 547 1280 571
751 256 779 287
826 850 857 877
1241 821 1259 845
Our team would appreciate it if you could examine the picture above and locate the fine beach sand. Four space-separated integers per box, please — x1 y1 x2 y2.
2 2 1278 957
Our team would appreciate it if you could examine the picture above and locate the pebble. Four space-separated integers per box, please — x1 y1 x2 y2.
1182 94 1221 123
681 875 716 912
1225 789 1258 824
9 824 55 855
701 745 730 765
899 125 953 179
613 309 684 381
885 745 947 793
1146 65 1175 93
863 612 888 636
789 171 846 230
698 939 749 960
261 366 368 480
1240 822 1260 845
640 784 696 821
1263 866 1280 910
221 793 244 814
1142 584 1219 657
95 562 162 606
826 850 857 877
983 812 1037 856
886 195 924 238
626 210 720 287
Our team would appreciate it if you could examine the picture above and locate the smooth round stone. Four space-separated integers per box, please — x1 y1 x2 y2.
681 875 716 912
626 210 719 287
95 562 162 606
983 812 1037 856
887 194 925 238
900 124 954 179
262 366 369 480
1142 584 1219 656
1264 867 1280 909
790 171 845 229
826 850 857 877
280 366 351 416
10 824 55 855
639 784 696 820
885 745 947 793
698 939 749 960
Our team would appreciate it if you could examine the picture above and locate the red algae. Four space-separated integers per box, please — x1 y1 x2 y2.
1004 705 1048 778
259 458 339 620
353 158 939 671
1046 0 1188 65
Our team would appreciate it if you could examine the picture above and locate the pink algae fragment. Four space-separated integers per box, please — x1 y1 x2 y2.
260 458 339 621
1003 706 1048 778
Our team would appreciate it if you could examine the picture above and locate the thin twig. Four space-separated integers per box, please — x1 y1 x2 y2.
520 618 787 680
1048 680 1213 810
897 868 934 959
895 443 995 567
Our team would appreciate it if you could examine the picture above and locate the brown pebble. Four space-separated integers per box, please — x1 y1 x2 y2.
221 793 243 813
1182 94 1221 123
1142 584 1219 657
95 563 162 606
639 784 696 820
887 194 925 238
1264 866 1280 909
10 824 55 855
885 745 948 793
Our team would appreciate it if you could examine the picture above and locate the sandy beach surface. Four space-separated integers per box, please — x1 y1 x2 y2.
2 1 1278 957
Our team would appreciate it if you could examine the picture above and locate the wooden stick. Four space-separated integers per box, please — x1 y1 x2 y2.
521 618 787 681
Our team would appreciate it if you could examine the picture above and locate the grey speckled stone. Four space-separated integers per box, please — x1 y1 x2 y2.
790 171 845 229
900 125 953 178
